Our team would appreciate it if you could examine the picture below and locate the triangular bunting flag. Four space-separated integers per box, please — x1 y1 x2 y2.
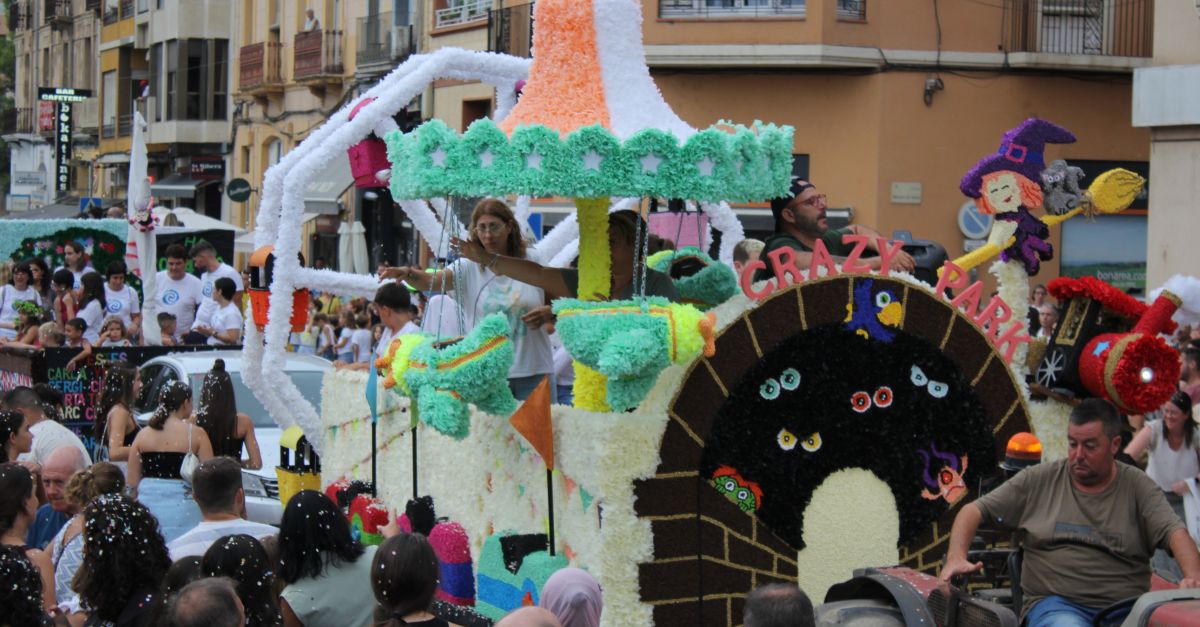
508 376 555 470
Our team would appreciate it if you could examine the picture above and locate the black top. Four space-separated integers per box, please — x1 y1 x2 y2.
122 424 141 447
140 452 186 479
391 616 449 627
84 588 158 627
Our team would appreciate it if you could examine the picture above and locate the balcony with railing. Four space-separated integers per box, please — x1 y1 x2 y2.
659 0 806 18
435 0 490 30
45 0 72 26
8 2 33 30
294 29 344 82
103 0 134 24
488 3 533 58
239 42 284 93
1004 0 1152 58
356 13 416 73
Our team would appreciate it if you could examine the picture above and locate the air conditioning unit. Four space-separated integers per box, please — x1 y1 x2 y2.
391 25 413 60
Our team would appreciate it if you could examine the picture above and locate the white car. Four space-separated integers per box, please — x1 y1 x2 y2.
134 350 330 525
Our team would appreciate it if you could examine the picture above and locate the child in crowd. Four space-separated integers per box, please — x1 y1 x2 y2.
335 310 355 363
38 322 63 348
0 302 46 348
351 314 373 364
52 268 77 323
64 318 93 370
158 312 177 346
314 313 336 360
99 316 132 347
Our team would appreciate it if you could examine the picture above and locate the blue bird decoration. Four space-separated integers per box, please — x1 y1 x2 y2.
844 279 903 343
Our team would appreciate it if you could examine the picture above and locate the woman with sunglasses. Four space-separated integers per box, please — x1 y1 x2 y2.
380 199 553 401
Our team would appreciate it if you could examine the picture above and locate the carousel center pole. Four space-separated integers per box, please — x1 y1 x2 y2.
572 197 613 411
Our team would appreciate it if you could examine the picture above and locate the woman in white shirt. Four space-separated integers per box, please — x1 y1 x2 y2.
381 199 553 400
75 272 107 345
0 262 42 340
54 240 97 291
102 261 141 338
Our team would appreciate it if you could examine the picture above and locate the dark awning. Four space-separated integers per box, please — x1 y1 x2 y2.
304 156 354 214
151 174 218 198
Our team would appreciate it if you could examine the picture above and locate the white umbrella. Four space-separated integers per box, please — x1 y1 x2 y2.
126 111 161 345
349 221 369 274
152 207 245 233
337 222 353 272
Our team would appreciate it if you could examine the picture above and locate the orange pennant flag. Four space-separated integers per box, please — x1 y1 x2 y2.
509 376 555 470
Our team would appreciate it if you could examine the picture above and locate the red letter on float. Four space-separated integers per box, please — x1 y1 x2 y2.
807 240 840 281
840 234 872 274
934 261 970 296
739 260 775 300
973 296 1013 339
950 281 985 319
875 238 907 278
766 247 805 288
995 322 1034 364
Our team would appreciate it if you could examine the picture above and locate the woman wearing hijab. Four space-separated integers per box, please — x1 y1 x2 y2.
539 568 602 627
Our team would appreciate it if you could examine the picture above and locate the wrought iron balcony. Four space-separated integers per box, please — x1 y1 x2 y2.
488 2 533 58
1004 0 1152 57
659 0 806 19
294 29 344 81
356 13 415 69
45 0 72 26
239 42 284 92
435 0 490 30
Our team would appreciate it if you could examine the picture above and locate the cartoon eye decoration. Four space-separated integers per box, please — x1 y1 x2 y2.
873 386 893 408
779 368 801 391
801 432 822 452
760 378 781 400
851 391 872 413
928 381 950 399
911 365 929 387
777 428 798 451
875 292 893 309
736 489 749 501
723 479 737 492
939 469 955 486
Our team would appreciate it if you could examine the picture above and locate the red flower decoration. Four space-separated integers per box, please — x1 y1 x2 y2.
1048 276 1175 333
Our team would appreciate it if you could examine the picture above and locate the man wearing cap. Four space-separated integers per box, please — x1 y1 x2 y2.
941 398 1200 626
753 180 915 282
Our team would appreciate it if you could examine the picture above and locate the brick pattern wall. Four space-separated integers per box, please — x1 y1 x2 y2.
634 277 1032 626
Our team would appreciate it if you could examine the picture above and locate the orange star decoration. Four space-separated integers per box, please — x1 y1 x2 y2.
509 376 555 470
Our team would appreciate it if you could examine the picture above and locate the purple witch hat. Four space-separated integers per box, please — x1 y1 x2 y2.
960 118 1076 199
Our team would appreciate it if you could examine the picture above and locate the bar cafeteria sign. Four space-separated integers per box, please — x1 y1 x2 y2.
38 88 92 194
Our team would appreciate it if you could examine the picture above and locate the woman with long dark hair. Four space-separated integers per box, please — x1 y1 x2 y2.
72 494 171 626
0 463 57 612
0 545 58 626
0 262 44 341
45 462 125 618
128 381 212 542
96 363 142 464
75 272 106 345
202 534 281 627
27 258 54 309
370 533 448 627
1 409 33 464
194 359 262 469
277 490 377 627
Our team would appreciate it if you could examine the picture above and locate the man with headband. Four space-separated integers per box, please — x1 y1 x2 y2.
754 180 915 282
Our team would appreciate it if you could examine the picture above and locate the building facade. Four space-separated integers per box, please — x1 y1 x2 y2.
1133 3 1200 288
433 0 1153 292
5 0 103 214
232 0 421 268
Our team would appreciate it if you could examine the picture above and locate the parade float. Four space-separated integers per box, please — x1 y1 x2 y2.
243 0 1192 624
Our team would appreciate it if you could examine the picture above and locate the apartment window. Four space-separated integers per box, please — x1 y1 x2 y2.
79 38 92 88
149 43 160 120
41 48 49 83
211 41 228 120
186 39 205 119
266 138 282 168
394 0 410 26
659 0 805 18
434 0 490 30
241 146 251 173
137 0 147 13
165 39 177 120
102 70 117 137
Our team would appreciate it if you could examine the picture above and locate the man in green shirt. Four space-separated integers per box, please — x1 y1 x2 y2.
753 180 915 282
941 399 1200 625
